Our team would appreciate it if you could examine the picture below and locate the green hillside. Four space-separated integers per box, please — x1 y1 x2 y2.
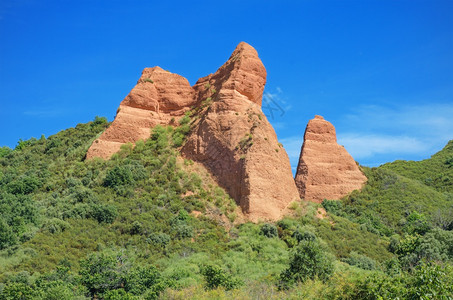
323 141 453 236
381 140 453 193
0 118 452 299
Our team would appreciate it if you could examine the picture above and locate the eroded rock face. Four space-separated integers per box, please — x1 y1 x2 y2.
86 67 195 159
294 115 367 202
182 42 300 221
86 42 300 221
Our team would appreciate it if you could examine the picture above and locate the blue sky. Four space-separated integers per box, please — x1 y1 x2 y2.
1 0 452 169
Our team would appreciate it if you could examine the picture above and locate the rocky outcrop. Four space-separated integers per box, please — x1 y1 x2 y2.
182 42 300 221
86 67 195 159
87 42 300 221
294 115 367 202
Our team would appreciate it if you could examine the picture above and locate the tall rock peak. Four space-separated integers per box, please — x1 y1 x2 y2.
295 115 367 202
183 42 299 221
87 42 300 221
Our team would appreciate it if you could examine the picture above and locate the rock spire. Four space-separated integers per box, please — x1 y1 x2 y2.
294 115 367 202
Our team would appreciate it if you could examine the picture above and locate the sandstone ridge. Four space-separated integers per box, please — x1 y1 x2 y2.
294 115 367 202
86 42 300 221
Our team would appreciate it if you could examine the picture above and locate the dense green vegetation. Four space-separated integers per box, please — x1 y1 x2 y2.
0 117 452 299
382 140 453 193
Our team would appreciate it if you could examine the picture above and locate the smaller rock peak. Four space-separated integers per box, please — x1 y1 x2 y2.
295 116 367 202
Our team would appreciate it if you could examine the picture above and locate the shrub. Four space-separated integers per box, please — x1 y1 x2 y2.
348 272 406 299
0 282 37 300
171 116 191 148
322 199 343 215
92 116 108 126
79 250 167 299
79 251 128 297
416 227 453 262
346 262 453 299
41 218 71 234
179 115 191 126
147 233 171 247
6 175 42 195
69 186 97 203
104 289 137 300
150 125 169 150
174 224 193 239
403 212 431 235
0 193 39 225
342 252 378 270
124 265 162 295
393 228 453 267
0 218 17 249
405 262 453 299
0 146 12 158
104 166 133 188
279 240 334 289
200 264 242 290
260 223 278 238
292 226 317 243
130 221 143 235
89 203 118 224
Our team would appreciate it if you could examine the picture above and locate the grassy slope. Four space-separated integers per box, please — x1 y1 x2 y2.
322 142 453 237
381 140 453 193
0 119 452 298
0 118 389 270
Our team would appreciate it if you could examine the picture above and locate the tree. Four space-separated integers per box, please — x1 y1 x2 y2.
0 282 36 300
0 218 17 249
279 240 334 289
104 166 133 188
260 223 278 238
403 212 431 235
0 146 12 158
406 262 453 299
89 203 118 224
200 264 242 290
124 266 162 295
79 251 128 297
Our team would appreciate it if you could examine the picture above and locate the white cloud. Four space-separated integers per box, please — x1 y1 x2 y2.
341 103 453 142
337 134 429 160
336 102 453 165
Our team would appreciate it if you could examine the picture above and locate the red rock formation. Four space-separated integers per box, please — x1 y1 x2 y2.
294 115 367 202
86 67 195 159
87 42 300 221
182 42 300 221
